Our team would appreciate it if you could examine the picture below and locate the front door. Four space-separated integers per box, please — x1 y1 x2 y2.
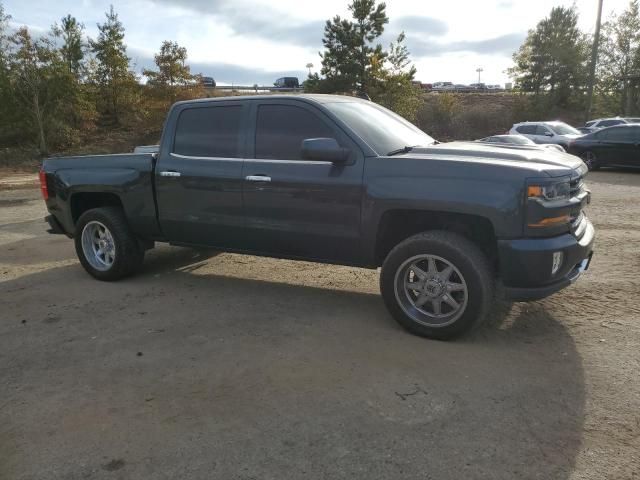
155 101 249 248
241 100 364 264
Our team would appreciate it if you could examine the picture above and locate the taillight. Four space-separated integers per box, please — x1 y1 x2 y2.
39 169 49 200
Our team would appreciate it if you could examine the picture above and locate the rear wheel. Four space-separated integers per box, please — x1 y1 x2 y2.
581 150 599 170
74 207 144 281
380 231 494 340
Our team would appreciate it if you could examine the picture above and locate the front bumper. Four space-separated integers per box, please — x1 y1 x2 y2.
498 218 594 301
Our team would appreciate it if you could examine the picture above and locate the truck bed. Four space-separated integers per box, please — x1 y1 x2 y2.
42 153 161 240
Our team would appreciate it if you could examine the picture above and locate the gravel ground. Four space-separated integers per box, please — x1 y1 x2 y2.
0 171 638 479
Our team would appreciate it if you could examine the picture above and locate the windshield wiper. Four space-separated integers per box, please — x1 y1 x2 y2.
387 145 418 156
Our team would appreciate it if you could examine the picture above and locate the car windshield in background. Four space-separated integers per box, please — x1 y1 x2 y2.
325 101 435 155
505 136 533 145
549 122 581 135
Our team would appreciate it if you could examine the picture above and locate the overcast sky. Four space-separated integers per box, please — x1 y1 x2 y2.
4 0 633 86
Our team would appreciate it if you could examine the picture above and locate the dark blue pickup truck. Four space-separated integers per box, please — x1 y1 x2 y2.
41 94 594 339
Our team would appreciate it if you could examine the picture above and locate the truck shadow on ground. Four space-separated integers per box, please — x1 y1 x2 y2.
0 250 585 480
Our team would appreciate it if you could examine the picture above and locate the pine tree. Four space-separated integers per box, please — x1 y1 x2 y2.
53 15 84 77
89 5 135 125
509 6 589 105
319 0 388 93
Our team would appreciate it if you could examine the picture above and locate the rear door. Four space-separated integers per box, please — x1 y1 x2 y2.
610 126 640 166
627 127 640 166
155 100 248 247
241 99 365 263
598 127 634 165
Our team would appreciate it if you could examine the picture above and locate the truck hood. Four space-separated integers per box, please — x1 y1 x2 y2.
395 141 587 177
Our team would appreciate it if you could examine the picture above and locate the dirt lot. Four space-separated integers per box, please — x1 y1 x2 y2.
0 171 638 480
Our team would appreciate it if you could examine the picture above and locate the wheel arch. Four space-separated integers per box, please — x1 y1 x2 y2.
374 209 498 269
70 192 125 225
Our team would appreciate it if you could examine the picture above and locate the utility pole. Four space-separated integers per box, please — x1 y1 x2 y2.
586 0 604 121
306 63 313 76
476 67 483 84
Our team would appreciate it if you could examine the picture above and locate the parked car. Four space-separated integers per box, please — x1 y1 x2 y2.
274 77 299 88
40 94 594 340
509 121 583 149
581 117 630 134
200 76 216 87
469 83 486 90
432 82 454 90
477 134 566 152
486 84 502 91
567 124 640 170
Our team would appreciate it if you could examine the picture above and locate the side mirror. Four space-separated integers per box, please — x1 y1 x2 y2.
301 138 350 163
544 131 554 137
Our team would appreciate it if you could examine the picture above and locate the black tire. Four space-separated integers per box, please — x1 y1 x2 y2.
74 207 144 281
380 231 494 340
581 150 599 171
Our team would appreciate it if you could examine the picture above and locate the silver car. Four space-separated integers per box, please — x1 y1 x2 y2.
509 121 583 149
477 134 565 152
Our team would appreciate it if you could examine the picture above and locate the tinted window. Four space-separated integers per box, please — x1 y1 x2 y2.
174 106 242 157
516 125 537 134
548 122 581 135
600 119 624 127
585 121 595 127
255 104 336 160
535 125 552 135
601 126 640 141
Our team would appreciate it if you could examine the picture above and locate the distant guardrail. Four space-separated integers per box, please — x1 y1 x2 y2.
205 85 304 93
204 85 509 94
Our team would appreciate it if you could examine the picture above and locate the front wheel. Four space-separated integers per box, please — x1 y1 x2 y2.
380 231 494 340
74 207 144 281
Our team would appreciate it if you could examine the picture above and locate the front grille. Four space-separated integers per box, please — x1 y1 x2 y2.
569 174 588 239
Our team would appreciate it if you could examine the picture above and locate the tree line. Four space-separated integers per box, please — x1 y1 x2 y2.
0 3 200 155
2 0 640 159
509 1 640 116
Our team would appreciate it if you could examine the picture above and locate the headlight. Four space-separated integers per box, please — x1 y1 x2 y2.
526 178 573 231
527 181 571 202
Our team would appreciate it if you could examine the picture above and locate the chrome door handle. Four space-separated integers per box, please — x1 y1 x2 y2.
245 175 271 182
159 171 181 177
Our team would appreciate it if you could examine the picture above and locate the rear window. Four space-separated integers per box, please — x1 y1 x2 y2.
515 125 537 134
173 105 242 158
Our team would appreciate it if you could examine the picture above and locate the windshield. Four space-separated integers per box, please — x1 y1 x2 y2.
324 101 435 155
549 122 581 135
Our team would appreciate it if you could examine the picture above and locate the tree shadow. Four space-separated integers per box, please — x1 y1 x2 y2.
0 256 585 480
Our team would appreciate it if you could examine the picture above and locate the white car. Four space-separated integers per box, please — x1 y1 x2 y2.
581 117 640 134
476 134 565 152
509 121 583 149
